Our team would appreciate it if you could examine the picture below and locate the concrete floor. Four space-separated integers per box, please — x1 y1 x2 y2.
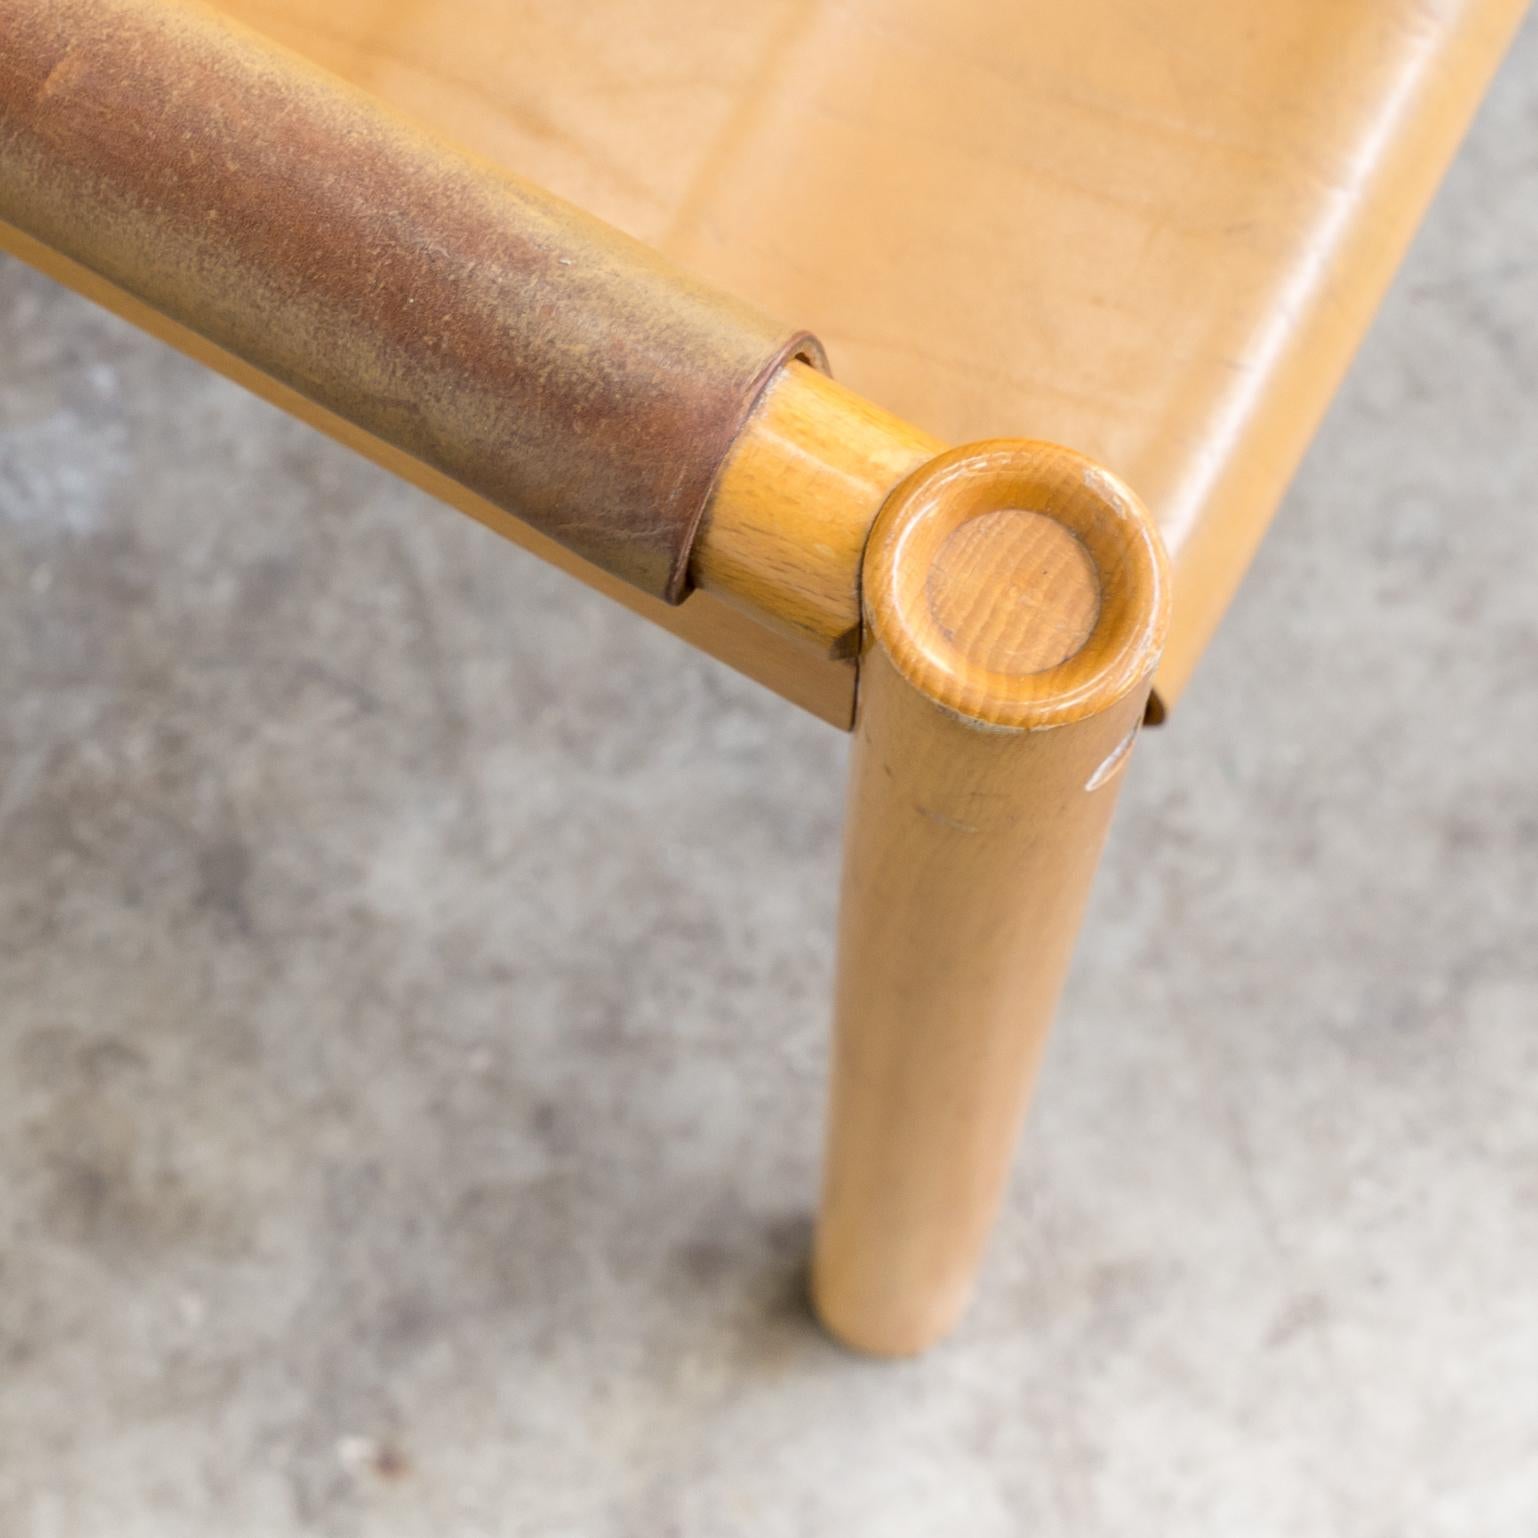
2 18 1536 1535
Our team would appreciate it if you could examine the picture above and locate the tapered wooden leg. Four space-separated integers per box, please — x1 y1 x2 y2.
812 441 1172 1355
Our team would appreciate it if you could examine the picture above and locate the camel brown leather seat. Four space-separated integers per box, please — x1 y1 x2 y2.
205 0 1523 707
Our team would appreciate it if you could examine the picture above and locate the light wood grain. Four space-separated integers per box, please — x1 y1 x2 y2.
813 441 1170 1354
699 365 941 660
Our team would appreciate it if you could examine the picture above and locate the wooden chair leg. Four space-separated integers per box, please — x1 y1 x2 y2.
811 441 1172 1355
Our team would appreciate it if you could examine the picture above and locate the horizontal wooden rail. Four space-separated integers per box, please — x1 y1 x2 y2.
0 0 951 727
0 0 834 606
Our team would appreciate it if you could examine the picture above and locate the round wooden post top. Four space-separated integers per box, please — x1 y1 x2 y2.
861 441 1172 730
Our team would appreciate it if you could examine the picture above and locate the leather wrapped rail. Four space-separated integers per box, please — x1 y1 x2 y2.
0 0 826 601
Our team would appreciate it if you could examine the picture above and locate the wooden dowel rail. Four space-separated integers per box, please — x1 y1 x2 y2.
0 0 952 727
0 215 875 726
0 0 839 606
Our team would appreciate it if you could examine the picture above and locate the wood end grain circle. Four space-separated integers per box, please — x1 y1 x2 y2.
863 441 1171 729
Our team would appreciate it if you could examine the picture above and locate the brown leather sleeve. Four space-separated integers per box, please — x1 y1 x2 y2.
0 0 826 601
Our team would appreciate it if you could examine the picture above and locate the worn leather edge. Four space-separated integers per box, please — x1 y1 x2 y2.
0 0 828 604
671 329 830 603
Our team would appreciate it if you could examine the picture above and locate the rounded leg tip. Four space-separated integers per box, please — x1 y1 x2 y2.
809 1268 970 1358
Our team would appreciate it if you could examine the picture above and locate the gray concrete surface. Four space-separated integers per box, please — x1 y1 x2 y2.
2 19 1536 1535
